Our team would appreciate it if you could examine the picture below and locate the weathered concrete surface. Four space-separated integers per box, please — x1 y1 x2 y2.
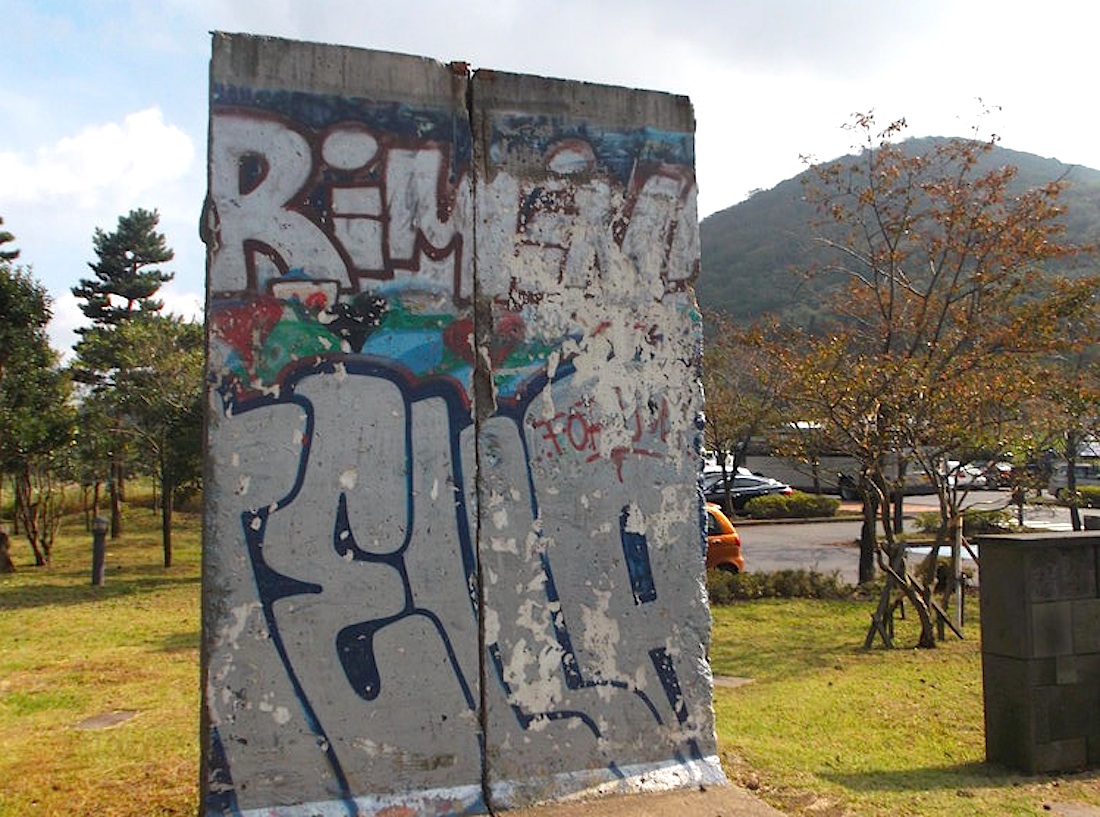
979 532 1100 774
468 68 713 809
201 32 719 816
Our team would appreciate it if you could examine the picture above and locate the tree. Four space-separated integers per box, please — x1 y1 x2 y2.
777 331 897 586
788 113 1098 647
5 357 74 567
0 217 18 263
0 254 74 566
70 391 118 527
71 208 174 326
71 208 176 539
1041 327 1100 530
701 310 785 505
107 316 203 566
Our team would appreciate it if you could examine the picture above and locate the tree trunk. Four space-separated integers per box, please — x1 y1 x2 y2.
894 543 938 649
14 463 47 567
858 491 878 585
161 474 173 568
892 489 904 536
109 464 122 540
891 458 907 535
1067 449 1082 531
914 599 938 647
948 515 963 631
0 529 15 573
9 475 18 535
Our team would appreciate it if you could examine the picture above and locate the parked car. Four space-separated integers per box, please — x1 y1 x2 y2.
945 460 988 489
986 461 1015 489
705 502 744 573
1048 461 1100 499
703 471 793 514
702 464 756 479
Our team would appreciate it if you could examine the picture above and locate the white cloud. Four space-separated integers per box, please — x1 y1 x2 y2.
8 104 206 360
47 290 86 362
0 107 194 210
48 284 205 362
160 286 206 324
8 0 1100 329
0 106 203 333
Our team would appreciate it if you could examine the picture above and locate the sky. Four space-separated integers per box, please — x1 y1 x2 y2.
4 0 1100 355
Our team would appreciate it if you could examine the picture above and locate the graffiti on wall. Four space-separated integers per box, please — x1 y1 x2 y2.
206 82 699 400
204 44 719 817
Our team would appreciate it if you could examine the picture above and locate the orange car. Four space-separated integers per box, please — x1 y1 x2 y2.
705 502 744 573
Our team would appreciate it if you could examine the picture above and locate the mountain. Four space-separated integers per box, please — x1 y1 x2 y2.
698 138 1100 325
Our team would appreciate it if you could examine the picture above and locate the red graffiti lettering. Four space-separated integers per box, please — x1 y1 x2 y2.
530 396 673 481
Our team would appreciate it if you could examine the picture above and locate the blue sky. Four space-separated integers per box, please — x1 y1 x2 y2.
4 0 1100 354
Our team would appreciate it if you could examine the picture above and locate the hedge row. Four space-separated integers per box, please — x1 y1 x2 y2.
741 490 841 519
1066 485 1100 508
913 507 1013 535
706 568 854 604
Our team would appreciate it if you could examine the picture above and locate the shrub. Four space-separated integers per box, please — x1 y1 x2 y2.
1073 486 1100 509
914 511 940 533
706 567 854 604
742 490 840 519
914 507 1012 535
964 508 1012 534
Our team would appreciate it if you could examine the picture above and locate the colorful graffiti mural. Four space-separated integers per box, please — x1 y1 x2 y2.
202 34 720 817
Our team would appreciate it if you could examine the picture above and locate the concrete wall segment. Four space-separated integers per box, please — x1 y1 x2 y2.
202 32 719 816
470 68 695 144
467 74 710 798
212 32 467 104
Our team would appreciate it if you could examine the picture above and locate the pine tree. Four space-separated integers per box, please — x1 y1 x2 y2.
0 217 18 263
71 208 175 539
71 208 174 327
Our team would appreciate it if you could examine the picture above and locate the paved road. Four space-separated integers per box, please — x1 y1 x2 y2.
736 491 1077 586
738 520 864 584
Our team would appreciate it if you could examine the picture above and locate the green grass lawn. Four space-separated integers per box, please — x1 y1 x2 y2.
711 599 1100 816
0 507 201 817
1 507 1098 816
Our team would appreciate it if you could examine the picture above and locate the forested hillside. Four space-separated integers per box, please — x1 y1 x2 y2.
698 138 1100 325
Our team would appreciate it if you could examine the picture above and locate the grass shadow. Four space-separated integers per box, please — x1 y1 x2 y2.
0 573 200 611
821 761 1067 793
159 630 201 652
711 643 870 682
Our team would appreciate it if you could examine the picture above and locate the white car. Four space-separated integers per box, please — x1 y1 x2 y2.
946 461 988 489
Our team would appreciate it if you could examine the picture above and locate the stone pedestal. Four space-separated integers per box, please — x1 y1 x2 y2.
979 532 1100 773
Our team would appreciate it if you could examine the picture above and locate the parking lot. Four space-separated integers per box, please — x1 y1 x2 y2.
735 491 1078 586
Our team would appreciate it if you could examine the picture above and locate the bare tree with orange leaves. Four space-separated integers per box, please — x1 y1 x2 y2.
783 112 1099 647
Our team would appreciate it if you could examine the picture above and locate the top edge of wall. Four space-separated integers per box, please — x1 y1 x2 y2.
210 32 694 133
471 68 694 134
211 31 466 103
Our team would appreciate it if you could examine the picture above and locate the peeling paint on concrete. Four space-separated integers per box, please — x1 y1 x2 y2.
202 32 720 817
